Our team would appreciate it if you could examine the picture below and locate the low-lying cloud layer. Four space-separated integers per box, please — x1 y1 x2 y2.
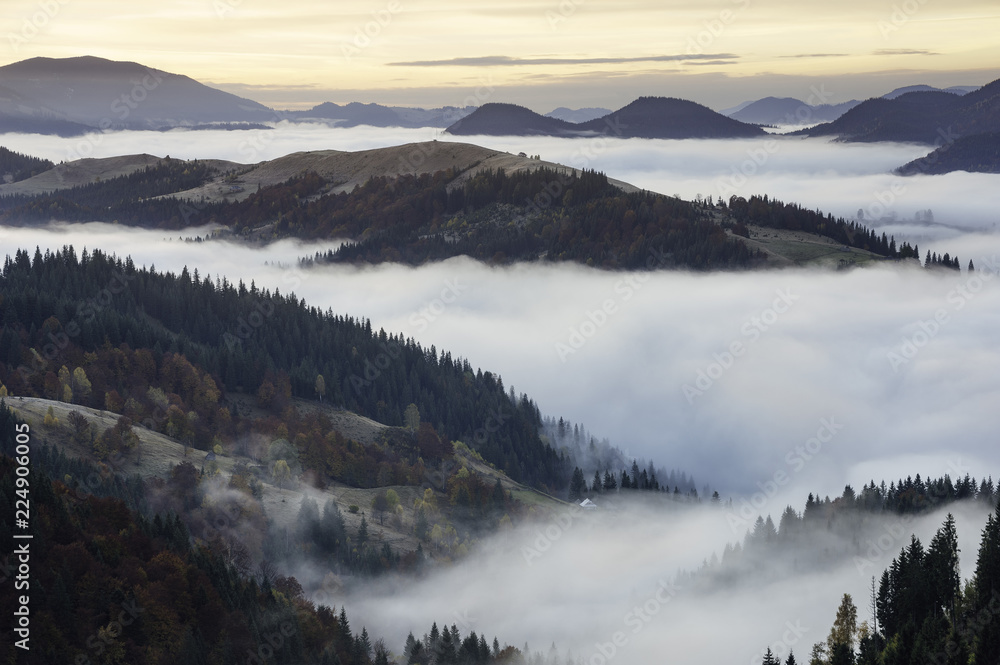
4 124 998 245
4 125 999 663
339 500 990 665
3 224 998 502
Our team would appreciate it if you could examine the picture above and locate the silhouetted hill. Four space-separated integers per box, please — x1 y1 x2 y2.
447 98 765 138
445 103 583 136
801 78 1000 143
896 132 1000 174
545 106 611 123
0 56 275 131
288 101 474 127
883 84 977 99
728 97 859 125
578 97 765 138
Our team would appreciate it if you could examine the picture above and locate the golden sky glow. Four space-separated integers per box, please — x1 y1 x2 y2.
3 0 999 110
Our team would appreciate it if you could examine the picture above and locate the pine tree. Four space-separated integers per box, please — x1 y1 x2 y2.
972 503 1000 665
925 513 960 618
358 513 369 548
569 467 587 501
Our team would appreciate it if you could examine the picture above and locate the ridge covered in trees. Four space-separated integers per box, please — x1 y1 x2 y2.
299 168 758 270
801 505 1000 665
0 245 567 490
726 194 961 266
0 404 525 665
0 146 54 183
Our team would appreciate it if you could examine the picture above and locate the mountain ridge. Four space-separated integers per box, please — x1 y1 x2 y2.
800 77 1000 143
446 97 766 139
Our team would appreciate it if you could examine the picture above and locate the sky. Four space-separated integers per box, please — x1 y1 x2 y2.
3 0 1000 111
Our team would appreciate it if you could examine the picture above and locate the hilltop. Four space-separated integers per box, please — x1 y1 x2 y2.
0 56 274 130
801 77 1000 144
446 97 765 139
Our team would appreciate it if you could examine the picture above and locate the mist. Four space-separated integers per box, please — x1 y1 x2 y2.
3 123 999 242
336 498 991 665
4 123 999 663
3 224 998 503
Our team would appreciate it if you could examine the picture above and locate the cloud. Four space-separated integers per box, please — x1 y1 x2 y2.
872 49 940 56
2 124 999 503
777 54 850 59
387 54 740 67
337 500 990 665
4 123 1000 665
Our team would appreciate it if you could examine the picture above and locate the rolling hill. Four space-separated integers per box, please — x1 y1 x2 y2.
2 394 555 558
545 106 611 123
0 56 275 130
577 97 766 138
882 84 978 99
800 77 1000 143
446 97 765 138
286 101 474 127
444 103 584 136
727 97 859 125
896 132 1000 175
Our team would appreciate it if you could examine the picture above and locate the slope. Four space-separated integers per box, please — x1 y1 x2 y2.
801 78 1000 143
0 153 240 197
577 97 766 138
0 55 275 130
445 102 584 136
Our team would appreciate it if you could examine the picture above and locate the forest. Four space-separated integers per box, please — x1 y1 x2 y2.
791 505 1000 665
0 146 54 183
0 245 569 489
0 404 527 665
0 157 225 226
297 168 760 270
726 194 962 267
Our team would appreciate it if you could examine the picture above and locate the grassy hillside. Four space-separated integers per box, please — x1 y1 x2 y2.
5 394 561 560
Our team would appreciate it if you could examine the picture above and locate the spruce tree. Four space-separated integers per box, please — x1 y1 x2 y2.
569 467 587 501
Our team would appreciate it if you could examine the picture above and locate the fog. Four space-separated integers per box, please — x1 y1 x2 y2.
3 123 999 242
4 124 1000 662
3 224 999 504
339 499 990 665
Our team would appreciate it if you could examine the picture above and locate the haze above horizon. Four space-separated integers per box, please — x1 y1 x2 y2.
3 0 999 111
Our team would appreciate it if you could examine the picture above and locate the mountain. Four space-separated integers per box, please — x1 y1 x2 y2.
800 78 1000 143
286 101 475 128
446 98 765 138
719 99 756 116
576 97 766 138
2 140 937 270
0 56 275 131
896 131 1000 175
727 97 859 125
545 106 611 123
0 81 95 136
445 103 584 136
883 84 979 99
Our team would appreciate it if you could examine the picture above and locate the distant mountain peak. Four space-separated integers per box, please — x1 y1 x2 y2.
447 97 764 139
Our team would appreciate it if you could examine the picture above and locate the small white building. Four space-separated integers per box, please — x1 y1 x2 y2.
579 498 598 510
